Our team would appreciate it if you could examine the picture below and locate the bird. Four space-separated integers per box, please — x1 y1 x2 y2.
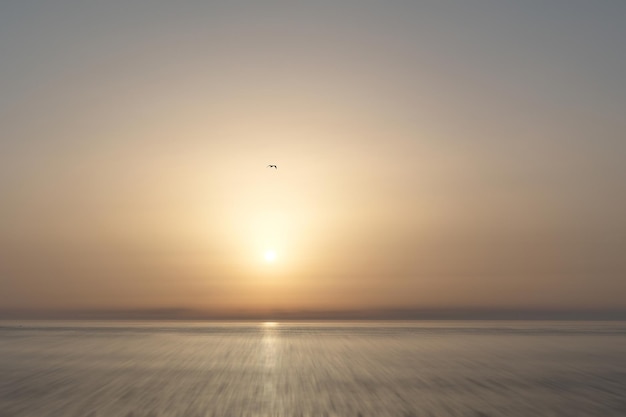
267 164 277 169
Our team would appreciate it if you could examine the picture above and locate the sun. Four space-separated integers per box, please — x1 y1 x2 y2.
264 250 277 263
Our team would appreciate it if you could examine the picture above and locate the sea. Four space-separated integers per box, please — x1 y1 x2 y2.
0 321 625 417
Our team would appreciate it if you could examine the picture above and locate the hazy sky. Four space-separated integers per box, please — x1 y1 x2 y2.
1 1 625 316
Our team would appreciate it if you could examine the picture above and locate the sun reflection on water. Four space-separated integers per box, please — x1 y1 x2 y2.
260 321 279 408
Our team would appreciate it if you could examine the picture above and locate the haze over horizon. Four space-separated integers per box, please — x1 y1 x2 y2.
1 1 625 319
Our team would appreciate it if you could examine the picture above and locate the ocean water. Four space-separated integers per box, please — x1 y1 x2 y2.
0 321 625 417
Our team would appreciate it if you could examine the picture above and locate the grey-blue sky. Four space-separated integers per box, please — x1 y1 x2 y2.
1 1 625 314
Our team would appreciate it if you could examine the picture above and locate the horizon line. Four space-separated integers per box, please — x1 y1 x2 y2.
2 307 626 321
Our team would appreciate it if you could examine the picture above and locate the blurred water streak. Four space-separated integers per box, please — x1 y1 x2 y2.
0 321 625 416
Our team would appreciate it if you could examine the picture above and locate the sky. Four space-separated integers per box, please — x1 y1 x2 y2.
1 1 625 318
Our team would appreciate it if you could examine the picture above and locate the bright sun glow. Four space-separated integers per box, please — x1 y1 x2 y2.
264 250 277 262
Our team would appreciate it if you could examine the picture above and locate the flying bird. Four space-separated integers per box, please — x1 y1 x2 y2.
267 165 277 169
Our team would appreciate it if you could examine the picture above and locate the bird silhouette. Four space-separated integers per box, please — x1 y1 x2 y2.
267 164 277 169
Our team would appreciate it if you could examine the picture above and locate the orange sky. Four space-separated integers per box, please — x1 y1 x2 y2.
1 1 626 317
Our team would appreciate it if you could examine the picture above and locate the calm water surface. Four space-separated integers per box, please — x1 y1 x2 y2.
0 321 625 416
